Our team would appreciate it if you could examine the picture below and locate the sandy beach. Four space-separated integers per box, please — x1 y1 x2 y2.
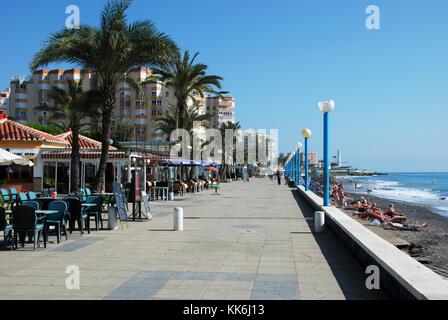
346 192 448 276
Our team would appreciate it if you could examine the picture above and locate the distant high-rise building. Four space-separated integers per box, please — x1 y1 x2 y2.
206 92 236 128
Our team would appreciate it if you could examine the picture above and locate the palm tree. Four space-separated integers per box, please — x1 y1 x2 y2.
148 50 223 130
30 0 178 190
154 105 212 139
35 79 99 193
219 121 242 180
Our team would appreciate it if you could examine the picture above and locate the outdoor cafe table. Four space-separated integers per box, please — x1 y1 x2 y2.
92 193 115 209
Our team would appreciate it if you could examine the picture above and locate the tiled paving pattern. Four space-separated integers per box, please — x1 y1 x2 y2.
0 179 388 300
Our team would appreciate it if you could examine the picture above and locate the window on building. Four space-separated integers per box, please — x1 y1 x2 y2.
57 162 69 194
43 162 56 190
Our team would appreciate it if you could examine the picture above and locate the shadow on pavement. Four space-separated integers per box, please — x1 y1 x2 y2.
289 188 388 300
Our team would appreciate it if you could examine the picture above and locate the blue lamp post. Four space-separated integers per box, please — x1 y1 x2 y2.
295 142 302 187
318 100 335 207
301 129 312 191
292 151 296 184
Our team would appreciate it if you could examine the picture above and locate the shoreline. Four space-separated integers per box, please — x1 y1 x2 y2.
346 192 448 274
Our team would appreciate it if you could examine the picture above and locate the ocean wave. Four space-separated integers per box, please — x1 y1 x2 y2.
372 187 440 201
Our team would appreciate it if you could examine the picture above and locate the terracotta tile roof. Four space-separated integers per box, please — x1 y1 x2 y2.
0 119 69 145
57 131 117 150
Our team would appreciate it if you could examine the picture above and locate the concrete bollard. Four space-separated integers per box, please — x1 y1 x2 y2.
314 211 325 233
168 192 174 201
108 206 118 230
174 207 184 231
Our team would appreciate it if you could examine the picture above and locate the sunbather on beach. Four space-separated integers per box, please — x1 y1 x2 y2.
384 204 407 222
384 221 428 231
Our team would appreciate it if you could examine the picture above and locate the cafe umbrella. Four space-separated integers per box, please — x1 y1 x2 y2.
0 148 34 166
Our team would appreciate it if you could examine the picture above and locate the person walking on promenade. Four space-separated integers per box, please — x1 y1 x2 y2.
276 170 282 185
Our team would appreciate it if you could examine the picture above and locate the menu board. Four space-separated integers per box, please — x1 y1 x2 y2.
113 182 129 221
141 191 152 220
128 168 142 203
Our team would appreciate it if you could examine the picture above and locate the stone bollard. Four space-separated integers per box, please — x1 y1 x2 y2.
168 192 174 201
174 207 184 231
314 211 325 233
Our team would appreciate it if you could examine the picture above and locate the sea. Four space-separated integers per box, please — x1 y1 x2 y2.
341 172 448 218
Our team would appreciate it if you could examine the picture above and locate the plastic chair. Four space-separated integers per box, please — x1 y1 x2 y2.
79 189 87 202
64 197 89 235
9 188 18 202
22 201 40 211
47 201 68 243
18 192 28 203
27 192 37 200
0 207 13 250
0 188 12 208
85 196 103 231
12 205 46 250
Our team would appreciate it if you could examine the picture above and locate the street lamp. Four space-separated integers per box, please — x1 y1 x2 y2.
292 149 297 184
318 100 335 206
301 129 312 191
295 142 302 187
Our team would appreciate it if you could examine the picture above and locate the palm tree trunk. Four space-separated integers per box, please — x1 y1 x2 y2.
71 126 81 194
178 102 187 129
94 100 114 192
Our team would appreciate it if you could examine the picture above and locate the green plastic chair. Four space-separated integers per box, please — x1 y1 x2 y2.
9 188 18 202
22 201 40 211
0 207 13 250
85 196 103 231
12 205 46 250
47 201 69 243
28 192 37 200
79 189 87 202
18 192 28 203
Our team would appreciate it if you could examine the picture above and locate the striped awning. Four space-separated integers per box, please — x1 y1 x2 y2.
41 149 128 160
140 152 177 161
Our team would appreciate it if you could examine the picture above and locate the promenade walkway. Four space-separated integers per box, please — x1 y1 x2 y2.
0 179 387 300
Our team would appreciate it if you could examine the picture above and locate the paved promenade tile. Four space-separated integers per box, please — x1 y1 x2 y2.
0 179 388 300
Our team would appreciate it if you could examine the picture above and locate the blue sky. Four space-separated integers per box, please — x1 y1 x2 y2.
1 0 447 172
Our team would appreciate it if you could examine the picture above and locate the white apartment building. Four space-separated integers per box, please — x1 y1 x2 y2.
0 88 10 114
8 67 235 143
206 92 236 128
